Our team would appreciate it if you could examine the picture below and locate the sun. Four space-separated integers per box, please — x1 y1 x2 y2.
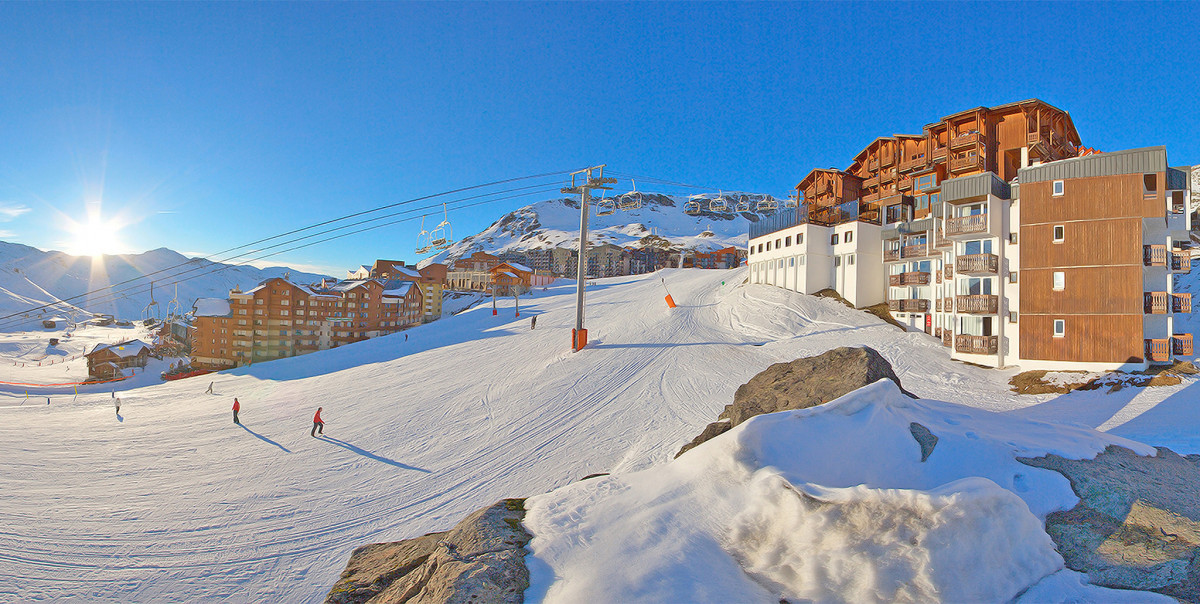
65 214 127 257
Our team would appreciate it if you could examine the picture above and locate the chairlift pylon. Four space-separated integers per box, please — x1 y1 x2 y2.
415 216 432 254
619 179 642 210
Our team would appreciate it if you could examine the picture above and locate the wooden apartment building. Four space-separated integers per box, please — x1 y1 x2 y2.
748 99 1194 370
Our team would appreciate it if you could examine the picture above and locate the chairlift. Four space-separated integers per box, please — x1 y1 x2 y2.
735 196 751 213
415 216 432 254
595 196 616 216
165 284 182 319
430 202 454 250
784 194 799 209
142 281 160 322
619 179 642 210
757 195 779 211
684 194 705 216
709 191 729 213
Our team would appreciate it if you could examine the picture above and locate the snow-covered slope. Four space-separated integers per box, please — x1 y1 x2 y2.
1 268 1196 602
0 241 329 329
417 192 772 267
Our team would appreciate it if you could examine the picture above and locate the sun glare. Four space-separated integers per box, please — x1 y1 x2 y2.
66 214 126 257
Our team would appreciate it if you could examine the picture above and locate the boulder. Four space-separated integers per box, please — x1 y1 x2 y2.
676 346 913 458
326 498 531 604
1020 446 1200 600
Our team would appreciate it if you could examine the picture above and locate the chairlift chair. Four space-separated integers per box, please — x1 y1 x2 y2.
165 284 182 319
415 216 433 254
619 180 643 210
735 197 751 213
430 202 454 250
757 195 779 212
784 195 799 209
684 194 705 216
709 192 729 213
595 197 616 216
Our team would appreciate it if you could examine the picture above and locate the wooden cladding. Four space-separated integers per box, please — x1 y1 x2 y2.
1021 314 1144 363
956 334 998 355
1020 220 1141 269
957 254 999 274
1021 172 1165 224
889 271 931 286
1022 266 1142 314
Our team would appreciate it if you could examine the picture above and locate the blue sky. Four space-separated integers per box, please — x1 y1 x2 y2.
0 2 1196 275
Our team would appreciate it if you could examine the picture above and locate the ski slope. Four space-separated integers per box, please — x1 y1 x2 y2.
1 268 1196 602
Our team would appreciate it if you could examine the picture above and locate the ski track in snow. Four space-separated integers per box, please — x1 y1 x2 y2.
0 267 1195 602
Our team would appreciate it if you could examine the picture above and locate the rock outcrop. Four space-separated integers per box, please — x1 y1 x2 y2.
325 499 531 604
1020 446 1200 600
676 346 913 458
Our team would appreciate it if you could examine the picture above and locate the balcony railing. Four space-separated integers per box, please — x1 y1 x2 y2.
1145 292 1168 314
945 214 988 236
1174 333 1194 356
935 299 942 312
1146 339 1171 362
901 243 929 258
1144 245 1167 267
942 330 952 347
950 132 985 149
868 159 879 171
1172 251 1192 273
888 298 930 313
880 169 897 183
881 153 895 167
899 157 925 171
864 175 880 187
884 248 901 262
950 155 984 172
1026 130 1048 146
956 294 998 314
932 146 947 160
942 297 953 312
957 253 999 275
1173 293 1192 314
944 265 954 279
956 334 998 355
899 175 913 190
889 271 931 286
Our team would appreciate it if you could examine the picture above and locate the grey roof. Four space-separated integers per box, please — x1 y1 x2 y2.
942 172 1011 202
1018 146 1168 184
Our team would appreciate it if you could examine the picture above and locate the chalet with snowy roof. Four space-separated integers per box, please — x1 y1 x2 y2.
488 262 535 295
86 339 152 380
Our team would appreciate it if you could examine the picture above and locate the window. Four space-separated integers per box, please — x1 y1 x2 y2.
1009 232 1019 245
845 232 853 243
789 257 795 267
1052 271 1065 290
766 242 771 251
785 236 792 247
1053 319 1065 337
778 259 784 268
799 255 806 266
797 233 804 245
1143 173 1157 196
1009 271 1018 284
915 174 938 192
758 244 763 253
1009 311 1018 323
848 254 855 266
834 256 841 267
1052 180 1064 196
775 239 781 249
748 246 753 255
1053 225 1064 242
831 233 839 245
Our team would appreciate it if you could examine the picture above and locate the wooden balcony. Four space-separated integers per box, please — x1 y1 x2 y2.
1173 293 1192 314
899 156 926 171
956 334 998 355
888 298 930 313
1144 292 1168 314
949 155 984 172
1174 333 1194 356
1026 130 1049 147
884 248 901 262
889 271 931 286
1146 339 1171 363
957 253 999 275
881 153 895 167
1171 251 1191 273
868 159 879 171
864 175 880 187
944 265 953 279
942 330 952 347
956 294 998 314
935 298 942 312
862 192 879 203
898 175 913 191
950 132 985 149
901 243 929 259
932 146 947 161
945 214 988 236
1143 245 1167 267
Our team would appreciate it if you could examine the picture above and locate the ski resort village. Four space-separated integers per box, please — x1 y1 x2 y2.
4 4 1200 604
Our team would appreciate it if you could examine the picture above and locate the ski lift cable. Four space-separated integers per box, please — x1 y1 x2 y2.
0 178 569 325
0 183 567 328
0 171 576 325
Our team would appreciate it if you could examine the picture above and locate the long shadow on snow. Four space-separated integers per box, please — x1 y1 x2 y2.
240 423 292 453
1104 379 1200 453
319 436 431 472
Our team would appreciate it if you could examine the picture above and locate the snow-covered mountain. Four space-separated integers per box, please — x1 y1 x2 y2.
0 241 329 329
417 192 774 267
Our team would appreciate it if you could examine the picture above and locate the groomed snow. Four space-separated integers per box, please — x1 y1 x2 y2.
0 267 1195 602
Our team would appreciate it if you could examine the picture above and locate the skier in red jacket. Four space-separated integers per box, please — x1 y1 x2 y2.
311 407 324 437
232 398 241 425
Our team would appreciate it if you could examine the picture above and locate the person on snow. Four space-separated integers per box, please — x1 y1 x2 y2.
206 381 214 394
530 316 537 330
114 397 121 416
232 398 241 425
311 407 325 437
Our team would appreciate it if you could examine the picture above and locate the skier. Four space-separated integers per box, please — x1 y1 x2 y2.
311 407 324 437
114 398 121 416
232 398 241 425
530 316 537 330
205 381 214 394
